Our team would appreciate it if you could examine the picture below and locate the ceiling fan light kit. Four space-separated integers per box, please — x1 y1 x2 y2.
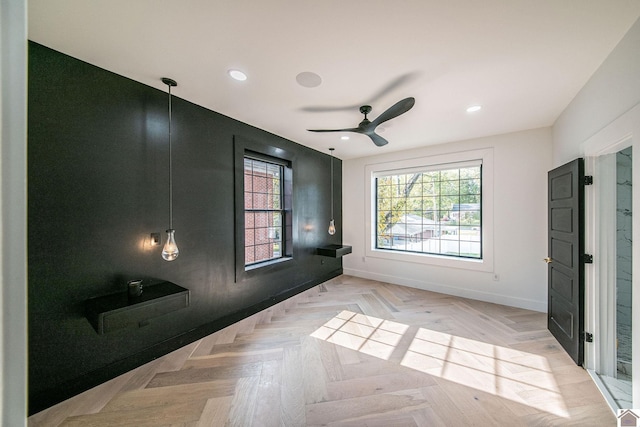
308 97 415 147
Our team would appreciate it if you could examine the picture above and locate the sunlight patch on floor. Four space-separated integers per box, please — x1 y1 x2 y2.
310 310 408 360
310 310 569 418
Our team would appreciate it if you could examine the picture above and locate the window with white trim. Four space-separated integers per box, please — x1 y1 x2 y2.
365 148 493 272
375 161 482 259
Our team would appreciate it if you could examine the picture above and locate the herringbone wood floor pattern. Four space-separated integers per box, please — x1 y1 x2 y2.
29 275 615 426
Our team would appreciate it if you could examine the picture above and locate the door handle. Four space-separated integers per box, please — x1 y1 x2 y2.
543 257 552 264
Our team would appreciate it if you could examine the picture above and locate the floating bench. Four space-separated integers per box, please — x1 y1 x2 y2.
85 281 189 334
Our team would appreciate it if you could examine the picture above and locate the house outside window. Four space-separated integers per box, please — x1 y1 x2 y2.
244 157 284 266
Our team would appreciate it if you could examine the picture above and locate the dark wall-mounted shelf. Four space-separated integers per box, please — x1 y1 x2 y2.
316 244 352 258
85 281 189 334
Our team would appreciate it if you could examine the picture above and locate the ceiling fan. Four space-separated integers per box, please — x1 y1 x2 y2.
307 97 415 147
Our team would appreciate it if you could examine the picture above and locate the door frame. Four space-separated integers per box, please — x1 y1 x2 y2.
582 102 640 409
585 141 629 378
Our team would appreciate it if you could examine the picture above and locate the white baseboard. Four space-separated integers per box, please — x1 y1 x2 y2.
343 267 547 313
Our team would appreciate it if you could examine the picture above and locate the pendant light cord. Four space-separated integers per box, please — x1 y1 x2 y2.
168 83 173 230
330 149 334 220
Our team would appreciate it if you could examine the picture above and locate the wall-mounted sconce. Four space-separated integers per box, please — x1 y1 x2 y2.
328 148 336 235
161 77 179 261
150 233 161 246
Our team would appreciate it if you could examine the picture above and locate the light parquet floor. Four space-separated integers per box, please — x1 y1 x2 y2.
29 275 615 426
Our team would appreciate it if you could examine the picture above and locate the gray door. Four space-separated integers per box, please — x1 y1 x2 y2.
547 158 585 365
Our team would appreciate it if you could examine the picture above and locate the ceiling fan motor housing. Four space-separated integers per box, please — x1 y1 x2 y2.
359 105 372 116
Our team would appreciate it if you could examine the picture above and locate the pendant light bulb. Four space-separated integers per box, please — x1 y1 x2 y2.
328 219 336 235
162 229 179 261
161 77 179 261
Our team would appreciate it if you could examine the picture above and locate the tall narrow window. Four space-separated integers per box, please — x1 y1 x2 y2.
244 157 284 266
375 161 482 259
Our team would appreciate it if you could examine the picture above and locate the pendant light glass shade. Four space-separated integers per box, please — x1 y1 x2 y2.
162 228 179 261
162 77 179 261
328 148 336 235
328 219 336 235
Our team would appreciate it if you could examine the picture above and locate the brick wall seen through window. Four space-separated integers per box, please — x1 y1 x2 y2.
244 157 283 265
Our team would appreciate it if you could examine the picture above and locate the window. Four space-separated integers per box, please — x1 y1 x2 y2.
234 136 294 282
244 157 284 266
375 162 482 259
365 148 493 272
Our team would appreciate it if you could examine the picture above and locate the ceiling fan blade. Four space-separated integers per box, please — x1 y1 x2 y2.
371 97 415 127
368 73 418 104
302 105 357 113
369 132 389 147
300 72 417 113
308 127 361 133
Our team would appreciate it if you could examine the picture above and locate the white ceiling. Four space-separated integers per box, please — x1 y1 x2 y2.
28 1 640 160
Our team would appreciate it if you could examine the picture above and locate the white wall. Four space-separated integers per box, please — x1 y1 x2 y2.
1 0 28 425
343 127 552 312
553 18 640 166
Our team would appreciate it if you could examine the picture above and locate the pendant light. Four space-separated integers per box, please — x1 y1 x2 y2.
161 77 179 261
328 148 336 235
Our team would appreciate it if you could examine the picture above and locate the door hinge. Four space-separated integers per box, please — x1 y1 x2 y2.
582 254 593 264
583 175 593 185
582 331 593 343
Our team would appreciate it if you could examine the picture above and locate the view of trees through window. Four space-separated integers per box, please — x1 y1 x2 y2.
375 164 482 259
244 157 283 266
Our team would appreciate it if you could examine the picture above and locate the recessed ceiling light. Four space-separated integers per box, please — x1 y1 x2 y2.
341 136 350 140
228 69 247 81
466 105 482 113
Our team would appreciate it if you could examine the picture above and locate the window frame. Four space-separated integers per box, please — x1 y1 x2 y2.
234 136 294 283
374 160 483 260
243 156 285 268
365 148 494 272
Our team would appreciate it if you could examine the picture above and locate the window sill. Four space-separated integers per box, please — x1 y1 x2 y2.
366 248 491 272
245 256 292 272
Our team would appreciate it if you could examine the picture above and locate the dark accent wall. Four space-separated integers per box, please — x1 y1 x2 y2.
27 42 343 414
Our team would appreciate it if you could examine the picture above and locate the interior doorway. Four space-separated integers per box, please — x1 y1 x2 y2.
585 141 635 410
581 103 640 412
590 147 633 409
